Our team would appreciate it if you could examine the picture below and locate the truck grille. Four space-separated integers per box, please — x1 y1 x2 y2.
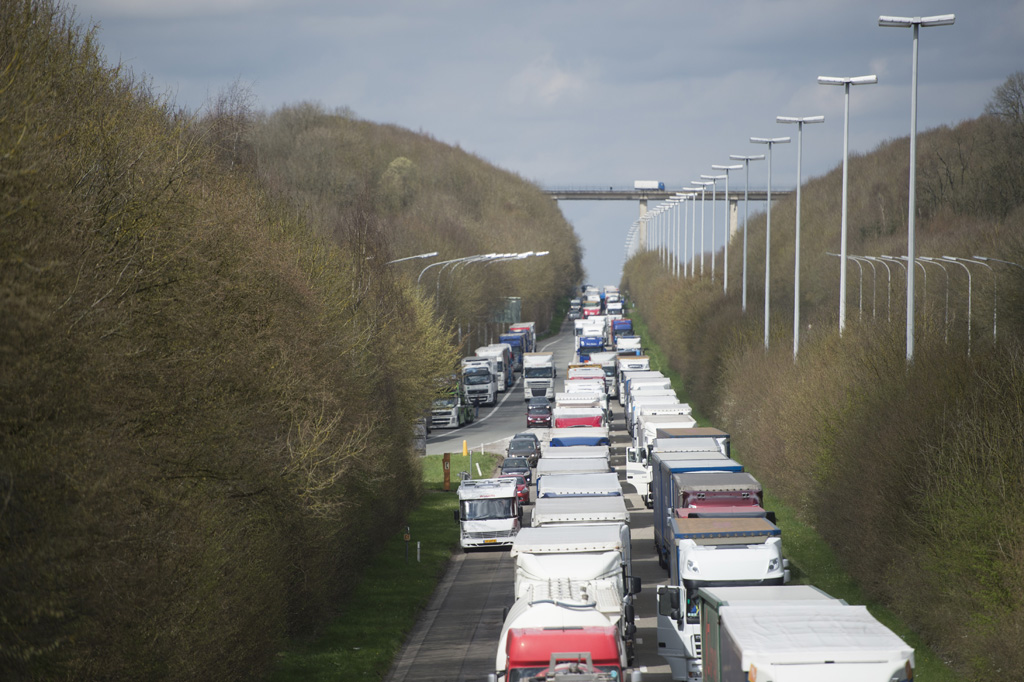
692 634 701 657
465 529 516 540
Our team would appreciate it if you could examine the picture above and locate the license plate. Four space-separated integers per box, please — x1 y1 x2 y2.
484 539 497 544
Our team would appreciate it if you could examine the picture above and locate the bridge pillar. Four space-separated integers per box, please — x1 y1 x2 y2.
638 199 648 251
729 198 739 240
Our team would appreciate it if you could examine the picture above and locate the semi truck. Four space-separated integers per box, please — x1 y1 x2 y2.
552 406 605 429
536 457 612 478
508 321 536 353
656 517 789 681
499 331 528 371
455 477 521 549
618 369 665 407
635 180 665 190
523 351 555 401
531 495 630 528
493 587 642 682
462 356 498 406
476 344 514 392
653 465 759 569
547 426 611 449
626 393 681 435
430 375 475 429
537 472 622 499
510 525 641 665
627 427 729 506
695 585 915 682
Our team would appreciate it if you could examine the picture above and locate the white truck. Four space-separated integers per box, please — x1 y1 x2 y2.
536 457 612 477
511 525 641 666
523 351 555 401
494 586 642 682
455 478 521 549
695 585 915 682
657 516 789 681
531 496 630 528
536 472 622 499
618 369 664 407
476 344 513 392
461 356 497 406
626 393 681 435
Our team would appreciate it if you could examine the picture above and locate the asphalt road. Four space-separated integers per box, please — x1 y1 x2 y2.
391 324 675 682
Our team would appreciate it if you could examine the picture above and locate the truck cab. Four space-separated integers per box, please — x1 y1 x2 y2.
462 356 497 406
455 478 521 549
430 376 475 429
523 352 555 401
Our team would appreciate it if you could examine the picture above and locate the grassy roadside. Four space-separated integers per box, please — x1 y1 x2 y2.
269 451 502 681
629 306 956 681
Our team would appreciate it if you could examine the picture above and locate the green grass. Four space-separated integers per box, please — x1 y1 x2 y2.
269 452 502 681
629 305 956 682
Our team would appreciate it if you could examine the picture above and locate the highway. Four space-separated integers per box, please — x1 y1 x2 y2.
391 324 674 682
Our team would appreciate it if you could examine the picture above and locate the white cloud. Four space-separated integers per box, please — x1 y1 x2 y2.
507 55 587 108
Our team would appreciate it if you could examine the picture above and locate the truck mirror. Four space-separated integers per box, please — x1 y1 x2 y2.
630 670 643 682
488 675 498 682
452 509 460 523
628 576 642 595
766 511 777 524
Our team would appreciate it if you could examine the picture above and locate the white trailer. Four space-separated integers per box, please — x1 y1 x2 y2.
537 472 621 498
696 585 914 682
531 496 630 527
536 457 612 477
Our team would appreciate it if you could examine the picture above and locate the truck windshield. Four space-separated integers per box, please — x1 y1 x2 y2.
464 369 492 385
460 498 514 520
432 397 457 408
524 367 553 379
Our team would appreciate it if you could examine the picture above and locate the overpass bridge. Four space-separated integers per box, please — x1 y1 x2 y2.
543 185 793 249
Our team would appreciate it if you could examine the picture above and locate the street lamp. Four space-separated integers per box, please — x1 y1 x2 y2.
711 164 743 295
701 174 727 282
863 256 893 322
729 154 764 312
777 115 824 359
818 74 877 337
750 136 790 351
852 255 877 320
880 14 954 362
941 256 972 356
828 252 864 321
948 256 996 343
919 257 950 343
691 181 714 277
386 251 439 265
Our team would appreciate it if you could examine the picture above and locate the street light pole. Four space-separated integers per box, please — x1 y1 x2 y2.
920 257 950 343
818 74 877 337
942 256 972 356
712 164 743 295
701 174 727 283
729 154 764 312
777 116 823 359
750 136 790 351
691 182 713 277
880 13 955 364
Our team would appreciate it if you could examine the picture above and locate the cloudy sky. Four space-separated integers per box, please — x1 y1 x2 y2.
71 0 1024 282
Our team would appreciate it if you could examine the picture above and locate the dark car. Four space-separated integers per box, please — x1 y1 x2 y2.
526 401 552 428
500 456 532 484
506 438 541 467
499 473 530 505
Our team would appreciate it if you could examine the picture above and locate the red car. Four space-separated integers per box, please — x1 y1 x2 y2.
526 399 552 428
499 473 530 505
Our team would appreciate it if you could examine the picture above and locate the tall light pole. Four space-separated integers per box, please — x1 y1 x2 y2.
701 174 727 282
920 256 950 343
712 164 743 295
880 14 955 364
691 181 713 277
729 154 764 312
863 256 893 322
818 74 877 337
949 256 996 343
750 136 790 351
777 116 823 359
942 256 972 356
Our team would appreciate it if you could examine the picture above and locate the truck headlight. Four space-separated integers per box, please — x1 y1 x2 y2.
685 558 699 575
768 558 780 572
